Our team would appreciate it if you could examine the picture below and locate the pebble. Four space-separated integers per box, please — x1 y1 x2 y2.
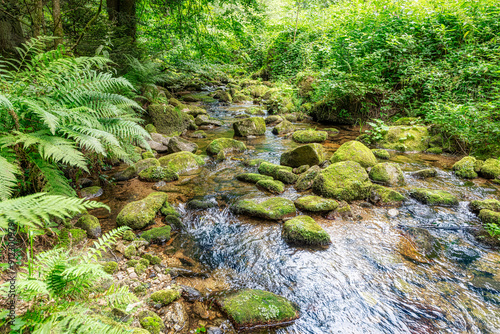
129 272 138 279
388 209 399 217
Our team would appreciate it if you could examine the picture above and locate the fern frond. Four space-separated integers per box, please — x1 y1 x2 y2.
104 284 138 307
10 279 49 300
32 158 76 196
0 155 20 200
84 226 130 261
0 93 14 110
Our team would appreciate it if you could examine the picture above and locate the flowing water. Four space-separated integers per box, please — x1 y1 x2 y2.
98 96 500 333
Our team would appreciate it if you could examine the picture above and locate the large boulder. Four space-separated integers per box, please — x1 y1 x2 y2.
167 137 198 154
470 199 500 214
478 209 500 225
114 165 137 181
453 156 481 179
233 117 266 137
147 140 168 153
148 103 191 136
195 114 222 127
312 161 372 201
369 162 405 186
258 162 293 178
369 184 405 206
216 289 299 330
480 159 500 179
206 138 246 156
116 192 168 229
280 143 324 168
295 165 321 192
330 141 376 168
136 158 160 174
232 197 296 220
158 152 205 174
372 149 390 160
256 179 285 194
138 166 179 182
380 126 429 152
294 195 338 212
292 130 327 143
76 214 101 239
272 120 294 135
282 215 331 246
409 189 458 206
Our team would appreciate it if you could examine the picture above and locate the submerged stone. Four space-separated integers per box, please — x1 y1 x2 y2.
412 168 437 178
233 117 266 137
158 151 205 174
380 125 429 152
330 141 377 168
280 143 324 168
295 165 321 192
232 197 296 220
116 192 168 229
206 138 246 156
216 289 299 330
292 129 327 143
236 173 274 183
141 226 172 244
369 162 405 186
372 149 390 160
409 189 458 206
294 195 338 212
453 156 480 179
256 179 285 194
282 215 331 246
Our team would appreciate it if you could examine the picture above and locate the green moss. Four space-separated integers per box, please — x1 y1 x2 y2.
295 165 310 174
294 195 338 212
409 188 458 206
116 192 169 229
123 230 136 241
135 158 160 174
369 162 405 186
138 166 179 182
453 156 479 178
280 143 324 168
160 201 179 217
258 162 293 178
138 310 165 334
232 197 296 220
150 288 180 306
330 141 377 168
470 199 500 214
312 161 372 201
142 151 155 159
165 215 182 228
426 147 443 154
217 289 299 328
370 184 405 205
193 130 207 138
134 263 147 276
244 158 266 167
142 253 161 265
256 179 285 194
478 209 500 225
245 84 269 98
272 120 294 135
265 115 283 125
124 245 137 259
139 258 150 267
372 149 390 160
214 90 233 102
80 186 103 199
480 158 500 179
102 261 118 274
115 164 137 181
246 106 266 115
380 126 429 152
275 170 299 184
206 138 246 156
295 166 321 192
127 259 139 267
283 215 331 246
67 228 86 244
141 226 171 244
134 284 147 295
145 124 157 134
158 151 205 174
233 117 266 137
236 173 274 184
148 103 191 136
76 214 101 239
292 130 327 143
412 168 437 178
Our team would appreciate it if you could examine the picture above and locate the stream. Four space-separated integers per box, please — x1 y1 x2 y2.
97 94 500 333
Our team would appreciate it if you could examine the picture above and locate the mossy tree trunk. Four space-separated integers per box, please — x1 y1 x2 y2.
53 0 63 46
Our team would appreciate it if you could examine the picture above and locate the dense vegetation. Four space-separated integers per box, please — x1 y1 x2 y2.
1 0 500 332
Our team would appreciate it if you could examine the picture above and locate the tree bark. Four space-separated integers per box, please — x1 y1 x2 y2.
0 0 26 56
106 0 136 40
53 0 63 46
33 0 44 37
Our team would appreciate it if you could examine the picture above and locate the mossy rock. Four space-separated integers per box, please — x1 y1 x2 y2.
192 130 207 138
294 195 338 212
166 136 198 154
138 310 165 334
76 214 101 239
123 230 136 241
166 215 182 228
272 120 294 135
478 209 500 225
115 165 137 181
280 143 324 168
256 179 285 194
295 165 321 192
150 288 181 306
480 159 500 179
372 149 390 160
136 158 160 174
138 166 179 182
292 130 327 143
426 147 443 154
187 199 216 210
142 151 155 159
312 161 372 201
80 186 103 200
233 117 266 137
330 141 377 168
412 168 437 178
469 199 500 214
369 162 405 187
409 189 458 206
275 170 299 184
142 253 161 265
265 115 283 125
141 226 171 244
127 259 139 267
134 263 147 276
116 192 169 230
68 228 87 245
232 197 296 220
258 162 293 178
369 184 405 206
217 289 299 330
160 202 180 217
453 156 479 179
233 93 251 103
207 138 246 156
392 117 423 126
236 173 273 184
147 103 191 136
380 126 429 152
244 158 266 167
124 245 137 259
145 124 157 134
283 215 331 246
245 84 269 98
182 93 216 103
139 258 150 267
158 151 205 174
294 165 309 174
214 90 233 103
246 106 266 115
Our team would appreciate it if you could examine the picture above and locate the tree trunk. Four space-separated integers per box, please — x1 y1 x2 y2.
106 0 136 40
0 0 25 56
53 0 63 46
33 0 44 37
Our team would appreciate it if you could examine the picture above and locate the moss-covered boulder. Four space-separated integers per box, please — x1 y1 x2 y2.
409 189 458 206
478 209 500 225
160 201 180 217
138 310 165 334
236 173 273 184
138 166 179 182
469 199 500 214
275 170 299 184
369 162 405 187
232 197 296 220
283 215 331 246
380 126 429 152
412 168 437 178
233 117 266 137
294 165 309 174
141 226 171 244
292 130 327 143
369 184 405 206
216 289 299 330
265 115 283 125
294 195 338 212
147 103 191 136
145 124 157 134
426 147 443 154
245 84 269 98
114 165 137 181
158 152 205 174
80 186 103 200
103 261 118 274
195 114 222 127
124 245 136 259
256 179 285 194
312 161 372 201
207 138 246 156
123 230 136 241
453 156 480 179
372 149 390 160
142 151 155 160
116 192 168 229
150 288 180 306
166 136 198 154
480 158 500 179
280 143 324 168
330 141 377 168
272 120 294 135
136 158 160 174
214 90 232 103
76 214 101 239
295 165 321 192
258 161 293 178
